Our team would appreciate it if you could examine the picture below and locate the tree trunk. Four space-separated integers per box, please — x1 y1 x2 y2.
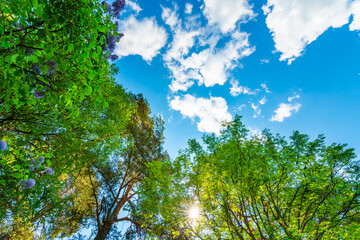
94 220 115 240
93 184 134 240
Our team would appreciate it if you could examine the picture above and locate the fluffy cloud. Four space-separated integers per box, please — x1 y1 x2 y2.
166 28 255 92
270 102 301 122
263 0 357 63
202 0 255 33
169 94 232 134
350 0 360 31
230 79 256 96
115 16 167 62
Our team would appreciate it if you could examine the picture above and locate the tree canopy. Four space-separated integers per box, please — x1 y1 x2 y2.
1 0 360 239
141 116 360 239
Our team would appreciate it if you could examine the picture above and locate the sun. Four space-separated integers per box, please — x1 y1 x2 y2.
188 205 200 221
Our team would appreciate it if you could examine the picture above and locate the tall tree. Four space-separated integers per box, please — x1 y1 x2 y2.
143 116 360 239
42 94 169 240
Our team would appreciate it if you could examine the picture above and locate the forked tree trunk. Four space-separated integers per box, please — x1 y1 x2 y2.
93 184 133 240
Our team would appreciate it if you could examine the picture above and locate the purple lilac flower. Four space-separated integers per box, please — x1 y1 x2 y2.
108 35 117 51
39 156 44 164
29 165 35 171
33 91 45 99
44 168 54 175
101 44 108 52
112 0 125 18
110 54 119 61
0 141 8 151
25 48 34 56
24 178 35 189
30 159 36 164
45 61 57 76
31 64 41 75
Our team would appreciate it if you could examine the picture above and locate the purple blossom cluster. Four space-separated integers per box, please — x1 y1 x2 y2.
31 64 41 75
45 61 57 76
0 140 8 151
25 48 34 56
18 155 53 190
44 168 54 175
104 33 124 61
20 179 36 189
112 0 125 18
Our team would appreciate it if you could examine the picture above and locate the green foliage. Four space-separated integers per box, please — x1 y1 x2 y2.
0 0 132 237
143 116 360 239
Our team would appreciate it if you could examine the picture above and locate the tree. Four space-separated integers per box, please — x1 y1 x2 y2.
40 94 169 240
0 0 131 237
144 116 360 239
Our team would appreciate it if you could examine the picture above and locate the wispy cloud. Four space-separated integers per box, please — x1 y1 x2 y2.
126 0 142 14
270 93 301 122
261 83 271 93
169 94 232 134
250 97 267 118
230 79 257 96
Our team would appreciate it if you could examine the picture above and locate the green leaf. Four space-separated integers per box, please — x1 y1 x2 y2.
32 0 38 9
68 43 74 52
10 173 23 178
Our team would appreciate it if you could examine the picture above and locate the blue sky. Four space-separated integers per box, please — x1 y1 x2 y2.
114 0 360 158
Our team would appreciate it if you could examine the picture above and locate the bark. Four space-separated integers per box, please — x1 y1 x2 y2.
93 184 133 240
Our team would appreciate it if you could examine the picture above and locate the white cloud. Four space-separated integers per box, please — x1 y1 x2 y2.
251 97 267 118
238 104 246 111
169 94 232 134
185 3 193 14
251 103 261 118
247 126 261 137
270 102 301 122
167 28 255 92
161 6 179 28
161 4 256 92
350 0 360 31
259 96 267 105
263 0 355 63
260 58 269 64
261 83 271 93
288 94 300 102
230 79 256 96
127 0 142 14
116 16 167 62
202 0 255 33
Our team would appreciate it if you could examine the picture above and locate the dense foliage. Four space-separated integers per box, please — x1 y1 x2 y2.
1 0 360 239
142 116 360 239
